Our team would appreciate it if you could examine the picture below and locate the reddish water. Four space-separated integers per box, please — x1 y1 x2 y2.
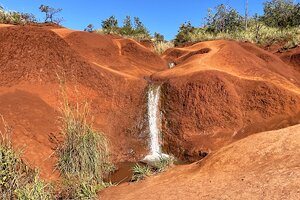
106 162 136 184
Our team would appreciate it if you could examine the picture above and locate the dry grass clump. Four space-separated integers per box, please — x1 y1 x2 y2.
0 116 52 199
0 6 36 25
153 41 174 55
56 85 114 199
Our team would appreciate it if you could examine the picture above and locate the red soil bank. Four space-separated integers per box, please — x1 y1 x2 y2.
156 40 300 161
0 24 300 182
100 124 300 200
0 24 166 180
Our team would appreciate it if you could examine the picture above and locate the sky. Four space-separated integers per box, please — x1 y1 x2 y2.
0 0 291 40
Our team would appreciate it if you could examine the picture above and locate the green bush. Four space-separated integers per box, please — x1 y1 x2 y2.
57 88 114 199
0 7 36 25
131 164 153 182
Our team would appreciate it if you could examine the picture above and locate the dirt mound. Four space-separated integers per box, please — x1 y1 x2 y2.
100 124 300 200
277 46 300 72
57 30 167 77
0 24 167 180
1 25 300 184
154 40 300 161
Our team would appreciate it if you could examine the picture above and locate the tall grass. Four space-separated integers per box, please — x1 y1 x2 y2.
0 7 36 25
57 85 113 199
0 116 52 199
185 25 300 48
153 41 174 54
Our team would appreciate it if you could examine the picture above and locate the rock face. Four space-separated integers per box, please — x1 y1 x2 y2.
100 124 300 200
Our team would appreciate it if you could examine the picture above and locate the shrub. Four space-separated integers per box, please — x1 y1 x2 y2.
39 4 63 24
153 41 174 55
156 155 175 173
131 164 152 182
131 155 175 182
57 87 113 199
0 7 36 25
0 117 52 199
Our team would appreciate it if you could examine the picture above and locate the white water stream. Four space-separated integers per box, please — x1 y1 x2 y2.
147 84 162 154
142 84 169 166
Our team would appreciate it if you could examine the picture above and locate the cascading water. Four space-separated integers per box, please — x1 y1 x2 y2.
147 84 162 154
142 84 169 166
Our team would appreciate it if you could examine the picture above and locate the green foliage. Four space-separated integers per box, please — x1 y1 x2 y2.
174 1 300 46
154 32 165 42
156 156 175 173
0 7 36 25
205 4 243 33
99 15 151 40
174 21 195 46
58 100 112 180
58 177 109 200
57 86 113 199
121 16 134 35
101 16 119 34
263 0 300 28
39 4 63 24
0 117 52 199
131 164 152 182
131 156 175 182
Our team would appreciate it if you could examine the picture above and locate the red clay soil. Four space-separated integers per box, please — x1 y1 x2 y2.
157 40 300 161
276 46 300 72
0 24 166 180
100 124 300 200
0 24 300 186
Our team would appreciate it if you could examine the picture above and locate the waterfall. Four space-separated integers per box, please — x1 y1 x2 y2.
141 84 169 167
147 84 161 154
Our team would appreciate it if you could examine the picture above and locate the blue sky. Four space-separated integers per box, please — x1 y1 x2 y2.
0 0 291 40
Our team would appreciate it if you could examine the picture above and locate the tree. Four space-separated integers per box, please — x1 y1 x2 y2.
121 16 134 35
154 32 165 42
84 24 94 32
39 4 62 24
262 0 298 28
133 17 150 38
206 4 243 33
174 21 195 46
101 16 118 34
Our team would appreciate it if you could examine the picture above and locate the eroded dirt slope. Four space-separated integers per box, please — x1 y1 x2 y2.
156 40 300 161
0 24 167 180
100 124 300 200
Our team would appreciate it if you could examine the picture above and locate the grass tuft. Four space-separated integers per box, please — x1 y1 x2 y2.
56 84 113 199
0 116 52 199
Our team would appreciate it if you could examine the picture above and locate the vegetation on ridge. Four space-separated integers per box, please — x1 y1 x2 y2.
174 0 300 48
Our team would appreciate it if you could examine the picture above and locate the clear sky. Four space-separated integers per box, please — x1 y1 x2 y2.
0 0 294 40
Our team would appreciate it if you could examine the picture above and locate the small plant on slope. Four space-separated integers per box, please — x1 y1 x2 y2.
0 116 52 200
57 86 113 199
131 164 153 182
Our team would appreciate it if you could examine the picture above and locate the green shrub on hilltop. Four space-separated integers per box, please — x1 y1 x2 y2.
0 6 36 25
174 0 300 47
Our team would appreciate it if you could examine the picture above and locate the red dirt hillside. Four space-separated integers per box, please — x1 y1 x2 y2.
277 46 300 73
100 124 300 200
154 40 300 161
1 23 300 186
0 24 167 180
